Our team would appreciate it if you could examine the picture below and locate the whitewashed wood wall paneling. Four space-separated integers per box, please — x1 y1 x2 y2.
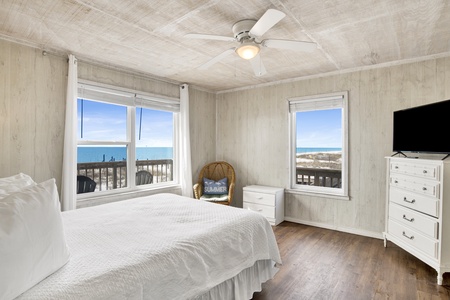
0 40 67 189
216 56 450 235
0 40 12 175
78 62 180 99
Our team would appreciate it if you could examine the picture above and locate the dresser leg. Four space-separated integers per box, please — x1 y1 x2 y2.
437 271 443 285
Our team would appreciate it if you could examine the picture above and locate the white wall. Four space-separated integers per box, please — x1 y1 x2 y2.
216 57 450 236
0 40 67 188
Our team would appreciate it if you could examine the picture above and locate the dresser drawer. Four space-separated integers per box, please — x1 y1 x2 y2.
389 187 439 217
390 161 439 180
388 219 438 259
243 202 275 218
390 175 440 199
389 203 438 238
243 191 276 206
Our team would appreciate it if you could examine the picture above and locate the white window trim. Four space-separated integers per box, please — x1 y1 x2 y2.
76 80 181 200
288 91 349 199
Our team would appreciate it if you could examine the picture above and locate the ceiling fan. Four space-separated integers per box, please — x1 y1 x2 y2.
185 9 316 76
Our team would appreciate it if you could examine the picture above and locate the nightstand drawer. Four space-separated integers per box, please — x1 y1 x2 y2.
389 202 438 238
243 191 276 206
390 161 439 180
388 219 438 259
243 202 275 219
389 187 439 217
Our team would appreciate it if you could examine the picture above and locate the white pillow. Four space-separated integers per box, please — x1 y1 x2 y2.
0 173 36 199
0 179 70 300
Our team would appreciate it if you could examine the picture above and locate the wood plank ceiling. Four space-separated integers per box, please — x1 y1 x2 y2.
1 0 450 92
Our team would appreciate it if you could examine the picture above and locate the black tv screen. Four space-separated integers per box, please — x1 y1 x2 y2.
393 99 450 154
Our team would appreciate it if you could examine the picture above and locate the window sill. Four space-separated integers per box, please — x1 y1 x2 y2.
285 188 350 201
76 184 182 208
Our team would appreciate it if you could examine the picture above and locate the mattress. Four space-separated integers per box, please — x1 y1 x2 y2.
17 193 281 299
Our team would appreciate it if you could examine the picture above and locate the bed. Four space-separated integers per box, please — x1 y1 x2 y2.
1 175 281 300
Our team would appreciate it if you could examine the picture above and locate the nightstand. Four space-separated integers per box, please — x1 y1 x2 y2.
243 185 284 225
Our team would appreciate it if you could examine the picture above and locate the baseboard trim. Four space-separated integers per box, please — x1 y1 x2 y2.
283 217 384 240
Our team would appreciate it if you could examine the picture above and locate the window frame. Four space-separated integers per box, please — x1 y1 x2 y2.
288 91 349 199
76 80 180 199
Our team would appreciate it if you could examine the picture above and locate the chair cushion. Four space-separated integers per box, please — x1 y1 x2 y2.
200 194 229 202
203 177 228 195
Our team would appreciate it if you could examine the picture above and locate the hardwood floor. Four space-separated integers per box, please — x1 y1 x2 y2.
252 222 450 300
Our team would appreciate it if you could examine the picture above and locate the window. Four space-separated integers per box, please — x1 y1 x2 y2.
77 82 179 195
288 92 348 198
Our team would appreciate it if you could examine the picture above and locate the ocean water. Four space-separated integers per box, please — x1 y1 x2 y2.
297 147 341 154
78 147 339 163
77 147 173 163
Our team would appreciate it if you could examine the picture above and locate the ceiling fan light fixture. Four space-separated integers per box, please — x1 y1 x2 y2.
235 43 260 60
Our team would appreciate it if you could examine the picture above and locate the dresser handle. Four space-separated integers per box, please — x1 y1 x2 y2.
395 166 399 169
394 180 398 184
423 170 427 174
423 187 427 191
248 207 263 212
403 197 416 204
402 214 414 222
402 231 414 240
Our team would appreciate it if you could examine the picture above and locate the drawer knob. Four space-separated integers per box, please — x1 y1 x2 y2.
402 214 414 222
394 180 398 184
402 231 414 240
423 187 427 191
403 197 416 204
395 166 399 169
423 170 427 174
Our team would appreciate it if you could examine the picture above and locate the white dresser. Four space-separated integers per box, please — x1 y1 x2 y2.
243 185 284 226
384 157 450 285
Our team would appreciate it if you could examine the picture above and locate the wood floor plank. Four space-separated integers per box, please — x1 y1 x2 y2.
252 222 450 300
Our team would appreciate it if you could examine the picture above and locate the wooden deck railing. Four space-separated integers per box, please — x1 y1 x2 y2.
77 159 173 191
296 167 341 188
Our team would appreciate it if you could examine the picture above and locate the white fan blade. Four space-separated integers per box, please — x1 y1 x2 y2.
185 33 236 42
249 54 267 76
249 9 286 37
198 48 236 70
262 39 316 52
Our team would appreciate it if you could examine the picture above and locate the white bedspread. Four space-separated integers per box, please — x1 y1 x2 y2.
17 193 281 300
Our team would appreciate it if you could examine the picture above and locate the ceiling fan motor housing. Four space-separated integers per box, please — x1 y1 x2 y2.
232 19 257 42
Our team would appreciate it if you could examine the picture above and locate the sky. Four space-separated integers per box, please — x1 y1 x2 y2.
296 108 342 148
77 99 173 147
77 99 341 149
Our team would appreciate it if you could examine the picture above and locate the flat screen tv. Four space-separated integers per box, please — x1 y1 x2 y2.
393 99 450 154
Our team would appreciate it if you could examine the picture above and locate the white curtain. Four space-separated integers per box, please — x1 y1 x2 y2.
61 55 78 211
180 84 193 197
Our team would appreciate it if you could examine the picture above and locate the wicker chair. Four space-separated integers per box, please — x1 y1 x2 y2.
193 161 235 205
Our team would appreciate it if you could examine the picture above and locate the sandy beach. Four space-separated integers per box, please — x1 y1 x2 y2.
296 151 342 170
